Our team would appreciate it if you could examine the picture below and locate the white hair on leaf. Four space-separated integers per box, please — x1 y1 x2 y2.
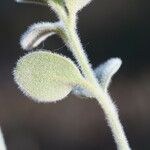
95 58 122 91
20 22 62 50
13 51 85 103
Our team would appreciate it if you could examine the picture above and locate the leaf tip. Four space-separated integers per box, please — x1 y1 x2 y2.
20 22 60 50
107 57 122 73
95 57 122 90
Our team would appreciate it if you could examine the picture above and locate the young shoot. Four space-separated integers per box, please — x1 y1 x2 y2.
14 0 131 149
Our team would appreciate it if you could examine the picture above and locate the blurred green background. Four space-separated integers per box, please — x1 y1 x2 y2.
0 0 150 149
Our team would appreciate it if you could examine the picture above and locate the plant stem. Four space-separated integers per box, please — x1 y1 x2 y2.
83 81 131 150
62 17 131 150
62 17 99 88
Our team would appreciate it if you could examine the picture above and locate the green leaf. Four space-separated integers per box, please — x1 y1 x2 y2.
13 51 84 102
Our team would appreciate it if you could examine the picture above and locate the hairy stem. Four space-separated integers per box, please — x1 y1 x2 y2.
62 17 131 150
63 20 100 88
82 81 131 150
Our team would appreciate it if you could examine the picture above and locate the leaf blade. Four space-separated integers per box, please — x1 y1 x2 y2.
14 51 84 102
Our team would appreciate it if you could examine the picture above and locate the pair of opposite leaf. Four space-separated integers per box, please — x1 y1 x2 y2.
14 0 122 102
14 50 122 102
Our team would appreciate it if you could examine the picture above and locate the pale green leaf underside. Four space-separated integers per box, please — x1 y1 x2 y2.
14 51 84 102
73 58 122 98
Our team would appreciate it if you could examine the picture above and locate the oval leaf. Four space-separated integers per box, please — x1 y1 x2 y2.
14 51 84 102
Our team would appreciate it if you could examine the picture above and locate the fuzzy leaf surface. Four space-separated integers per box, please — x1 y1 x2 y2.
14 51 84 102
20 22 61 50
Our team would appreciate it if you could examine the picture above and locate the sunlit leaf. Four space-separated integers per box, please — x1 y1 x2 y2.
14 51 85 102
